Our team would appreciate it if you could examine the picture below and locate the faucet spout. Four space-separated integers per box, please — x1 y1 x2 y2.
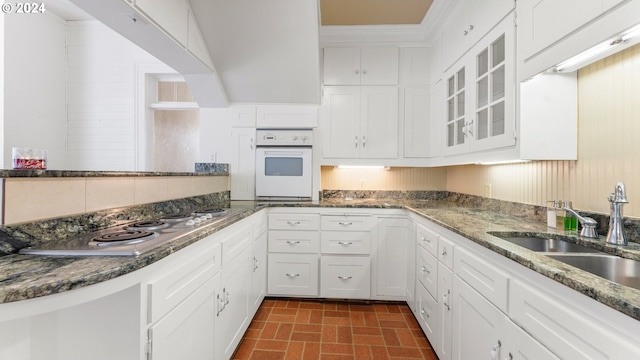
606 181 628 245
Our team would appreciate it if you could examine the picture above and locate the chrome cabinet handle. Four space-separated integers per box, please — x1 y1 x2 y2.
253 256 258 271
362 136 366 148
421 266 430 274
441 248 448 256
216 293 225 316
286 273 300 277
443 289 450 311
420 236 431 243
287 221 301 225
338 276 352 280
362 69 367 75
338 241 352 246
354 69 359 75
286 240 301 245
491 340 502 360
420 307 430 318
338 222 353 226
355 136 358 148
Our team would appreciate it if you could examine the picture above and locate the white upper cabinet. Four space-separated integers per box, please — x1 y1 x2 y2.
399 48 430 85
403 87 431 158
321 86 399 160
517 0 639 80
443 16 515 156
323 47 399 85
441 0 514 71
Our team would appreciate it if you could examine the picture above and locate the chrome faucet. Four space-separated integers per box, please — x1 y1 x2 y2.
606 181 628 245
563 207 598 238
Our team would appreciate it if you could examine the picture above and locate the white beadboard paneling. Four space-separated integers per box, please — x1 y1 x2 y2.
321 166 447 191
442 44 640 217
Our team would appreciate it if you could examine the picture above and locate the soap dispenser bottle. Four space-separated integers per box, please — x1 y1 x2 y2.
563 200 577 231
556 200 566 230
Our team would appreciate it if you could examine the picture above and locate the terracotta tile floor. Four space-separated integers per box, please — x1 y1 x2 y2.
232 298 438 360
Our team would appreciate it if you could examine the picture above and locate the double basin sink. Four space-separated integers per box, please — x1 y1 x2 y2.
491 233 640 290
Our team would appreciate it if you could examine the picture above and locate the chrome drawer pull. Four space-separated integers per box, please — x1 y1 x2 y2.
338 241 352 246
287 221 301 225
338 222 353 226
421 236 430 243
286 273 300 277
338 276 352 280
286 240 301 245
421 266 430 274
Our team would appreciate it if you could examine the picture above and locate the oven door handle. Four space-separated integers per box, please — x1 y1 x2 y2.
262 151 305 156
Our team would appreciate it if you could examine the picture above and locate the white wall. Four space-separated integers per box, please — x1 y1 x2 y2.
4 12 67 169
66 20 166 171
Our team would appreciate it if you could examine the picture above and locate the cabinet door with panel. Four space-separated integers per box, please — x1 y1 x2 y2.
230 127 255 200
268 253 319 296
375 217 412 298
403 86 431 158
443 15 516 156
148 275 218 360
451 276 505 360
436 262 453 360
321 86 398 160
323 47 398 85
215 246 252 360
250 230 267 315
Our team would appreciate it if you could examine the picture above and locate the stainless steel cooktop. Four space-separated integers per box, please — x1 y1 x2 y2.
19 208 246 257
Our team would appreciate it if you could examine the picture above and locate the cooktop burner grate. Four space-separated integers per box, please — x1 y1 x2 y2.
92 230 156 243
125 220 169 231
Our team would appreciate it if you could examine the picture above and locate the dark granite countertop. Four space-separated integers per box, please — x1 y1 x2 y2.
1 195 640 322
0 166 229 178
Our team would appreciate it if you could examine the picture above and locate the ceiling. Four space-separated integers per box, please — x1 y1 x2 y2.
320 0 433 26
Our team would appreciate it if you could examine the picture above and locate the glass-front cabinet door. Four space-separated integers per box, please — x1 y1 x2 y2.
443 14 515 156
444 66 468 155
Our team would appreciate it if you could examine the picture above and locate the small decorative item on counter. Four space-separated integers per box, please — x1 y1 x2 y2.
12 147 47 169
546 200 558 228
555 200 566 230
564 200 578 231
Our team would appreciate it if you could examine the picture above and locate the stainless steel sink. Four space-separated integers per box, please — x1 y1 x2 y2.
546 254 640 290
497 236 602 253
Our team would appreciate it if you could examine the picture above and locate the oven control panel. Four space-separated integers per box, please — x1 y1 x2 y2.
256 129 313 146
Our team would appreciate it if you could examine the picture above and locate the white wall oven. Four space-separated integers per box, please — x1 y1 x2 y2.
255 129 313 200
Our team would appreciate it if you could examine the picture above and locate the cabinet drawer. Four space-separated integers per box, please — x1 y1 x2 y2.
268 213 320 230
510 280 640 359
417 245 438 298
148 242 221 324
220 222 252 267
416 282 438 344
321 231 371 255
320 255 370 299
268 230 320 253
268 253 318 296
416 222 439 257
454 247 509 312
321 215 372 231
438 235 455 269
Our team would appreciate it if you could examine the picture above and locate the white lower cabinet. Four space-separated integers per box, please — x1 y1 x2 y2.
148 275 218 360
503 319 560 360
415 282 438 346
268 253 319 296
451 276 504 360
215 246 252 360
436 262 453 360
250 230 267 315
375 217 413 298
320 255 370 299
